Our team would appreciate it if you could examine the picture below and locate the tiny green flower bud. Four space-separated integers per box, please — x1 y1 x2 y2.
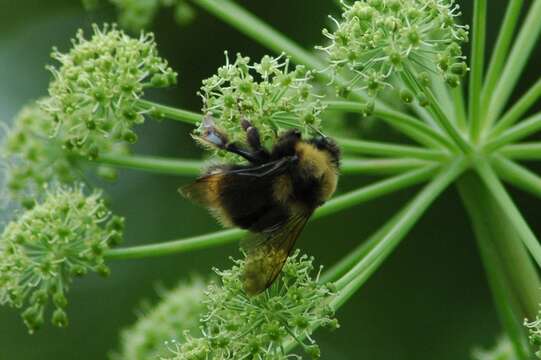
445 74 460 88
52 308 69 328
417 72 431 87
305 344 321 359
399 88 414 103
417 93 429 107
450 62 469 76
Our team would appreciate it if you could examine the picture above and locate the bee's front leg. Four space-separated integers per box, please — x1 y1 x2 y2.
241 119 270 163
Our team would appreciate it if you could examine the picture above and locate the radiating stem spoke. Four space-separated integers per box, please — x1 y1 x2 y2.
469 0 487 143
475 161 541 270
492 155 541 199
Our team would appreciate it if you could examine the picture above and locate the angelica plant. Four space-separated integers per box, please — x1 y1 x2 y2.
2 0 541 359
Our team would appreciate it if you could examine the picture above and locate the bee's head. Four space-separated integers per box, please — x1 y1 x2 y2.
310 135 341 167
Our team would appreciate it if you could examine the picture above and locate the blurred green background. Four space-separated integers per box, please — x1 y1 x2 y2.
1 0 540 359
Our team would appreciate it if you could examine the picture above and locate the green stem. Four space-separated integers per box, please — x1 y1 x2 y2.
451 86 468 133
490 77 541 138
458 174 533 358
136 99 202 124
475 160 541 270
315 165 439 219
500 142 541 161
340 158 432 175
105 229 244 260
468 0 487 143
94 153 202 176
480 0 523 123
338 137 448 161
402 68 471 153
331 158 466 307
325 100 456 151
484 0 541 130
105 167 435 260
319 206 406 284
484 112 541 152
492 155 541 199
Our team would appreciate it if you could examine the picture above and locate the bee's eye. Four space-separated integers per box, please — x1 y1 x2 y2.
313 136 327 148
292 129 301 138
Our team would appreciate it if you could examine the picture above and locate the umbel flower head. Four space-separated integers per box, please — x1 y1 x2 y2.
113 277 207 360
1 101 78 201
43 23 177 160
0 185 124 333
197 53 325 161
168 250 338 359
320 0 469 96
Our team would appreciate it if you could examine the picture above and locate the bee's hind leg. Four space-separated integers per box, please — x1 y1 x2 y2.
241 119 270 162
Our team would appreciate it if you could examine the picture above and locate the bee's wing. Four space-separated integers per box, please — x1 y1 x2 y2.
179 156 295 208
242 210 313 296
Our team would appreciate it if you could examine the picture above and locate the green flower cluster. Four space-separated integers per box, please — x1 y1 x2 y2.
107 0 195 32
198 53 325 160
320 0 469 97
471 336 518 360
525 310 541 358
2 101 78 201
43 24 177 160
168 250 338 359
0 185 124 333
113 278 207 360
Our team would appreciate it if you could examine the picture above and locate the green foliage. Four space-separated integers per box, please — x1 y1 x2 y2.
472 336 519 360
0 185 124 333
167 251 338 359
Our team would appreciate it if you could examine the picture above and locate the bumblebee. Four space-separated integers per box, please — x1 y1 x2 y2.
181 116 340 295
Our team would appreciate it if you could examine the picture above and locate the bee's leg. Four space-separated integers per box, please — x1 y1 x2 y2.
241 119 270 162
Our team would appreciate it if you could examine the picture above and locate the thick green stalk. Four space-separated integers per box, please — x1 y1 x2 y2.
500 142 541 161
469 0 487 143
136 99 201 124
95 153 202 176
458 174 533 359
475 161 541 270
492 155 541 199
484 112 541 152
325 100 456 151
490 78 541 138
480 0 523 121
332 158 466 306
104 167 435 260
338 137 448 161
484 0 541 129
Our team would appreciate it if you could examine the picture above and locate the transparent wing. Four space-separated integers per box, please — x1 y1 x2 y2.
242 210 313 296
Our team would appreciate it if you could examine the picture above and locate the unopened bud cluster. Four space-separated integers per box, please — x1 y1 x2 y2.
2 102 78 200
114 278 207 360
43 24 177 160
525 310 541 358
198 53 325 160
0 185 124 333
320 0 469 98
168 250 338 359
